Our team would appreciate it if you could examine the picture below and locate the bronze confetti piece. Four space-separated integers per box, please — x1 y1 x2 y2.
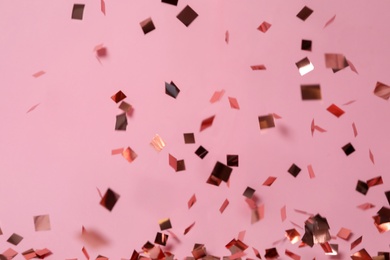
33 214 51 231
184 222 195 235
351 249 372 260
111 90 127 103
327 104 345 117
264 248 279 259
150 134 166 152
295 57 314 76
301 84 321 100
263 176 277 186
177 5 198 27
188 194 196 209
154 232 169 246
374 82 390 100
257 21 271 33
225 30 229 44
258 114 275 129
111 147 124 155
281 205 287 222
285 249 301 260
159 218 172 231
228 97 240 109
307 165 315 179
71 4 85 20
324 15 336 28
367 176 383 187
100 188 120 211
357 203 375 210
337 227 352 240
220 199 229 213
26 103 40 113
140 17 155 34
32 70 45 78
251 65 266 70
369 149 375 164
122 147 137 162
7 233 23 246
184 133 195 144
200 115 215 131
210 90 225 103
351 236 362 250
82 246 90 260
285 229 301 244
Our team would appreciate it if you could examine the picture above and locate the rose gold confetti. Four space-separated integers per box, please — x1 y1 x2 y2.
33 214 51 231
337 227 352 240
285 249 301 260
200 115 215 131
228 97 240 109
27 103 40 113
188 194 196 209
32 70 45 78
285 229 301 244
367 176 383 188
307 165 315 179
82 247 90 260
351 249 372 260
357 203 375 210
351 236 362 250
352 122 358 137
347 59 359 74
150 134 166 152
122 147 137 163
220 199 229 213
111 90 126 103
210 90 225 103
281 205 287 222
369 149 375 164
327 104 344 117
237 230 246 241
225 30 229 44
101 0 105 15
262 176 277 186
324 15 336 28
251 65 266 70
257 21 271 33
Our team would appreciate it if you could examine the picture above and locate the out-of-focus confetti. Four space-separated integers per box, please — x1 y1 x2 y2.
220 199 229 213
263 176 277 186
357 203 375 210
195 146 208 159
177 5 198 27
301 40 312 51
184 133 195 144
140 17 155 34
302 214 331 247
325 53 349 72
72 4 85 20
210 89 225 103
373 207 390 233
169 154 186 172
155 232 169 246
288 164 301 177
159 218 172 231
82 246 90 259
165 81 180 99
100 0 105 15
374 82 390 100
184 222 195 235
369 149 375 164
228 97 240 109
285 249 301 260
356 180 369 195
351 249 372 260
285 229 301 244
162 0 178 6
227 155 239 167
351 236 363 250
122 147 137 162
33 214 51 231
100 188 120 211
7 233 23 246
301 85 321 100
352 122 358 137
150 134 166 152
32 70 45 78
26 103 40 113
281 205 287 222
257 21 271 33
111 90 127 103
264 248 279 259
188 194 196 209
342 143 355 156
337 227 352 240
327 104 345 117
200 115 215 131
296 57 314 76
258 114 275 129
367 176 383 188
243 187 255 198
297 6 313 21
324 15 336 28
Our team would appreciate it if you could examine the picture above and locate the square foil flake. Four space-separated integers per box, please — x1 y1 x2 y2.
7 233 23 246
374 82 390 100
301 39 312 51
301 84 321 100
356 180 369 195
342 143 355 156
140 17 155 34
288 164 301 177
327 104 345 117
227 155 239 167
296 57 314 76
72 4 85 20
184 133 195 144
165 81 180 99
177 5 198 27
296 6 313 21
100 188 120 211
257 21 271 33
195 146 208 159
159 218 172 231
258 114 275 129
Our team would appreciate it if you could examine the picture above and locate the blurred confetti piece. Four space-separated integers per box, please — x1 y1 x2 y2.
140 17 155 34
154 232 168 246
352 122 358 137
72 4 85 20
27 103 40 113
251 65 266 70
285 229 301 244
297 6 313 21
285 249 301 260
347 59 359 74
228 97 240 109
7 233 23 246
374 82 390 100
351 249 372 260
307 165 315 179
227 155 239 167
184 222 195 235
169 154 185 172
257 21 271 33
337 227 352 240
288 164 301 177
264 248 279 259
367 176 383 188
162 0 178 6
2 248 17 259
369 149 375 164
225 30 229 43
100 0 105 15
111 91 126 103
151 134 166 152
301 39 312 51
195 146 208 159
115 113 127 130
200 115 215 131
342 143 355 156
386 191 390 205
159 218 172 231
165 81 180 99
258 114 275 129
325 53 348 72
210 89 225 103
177 5 198 27
100 188 120 211
184 133 195 144
357 203 375 210
356 180 369 195
82 246 90 259
32 70 45 78
351 236 363 250
243 187 255 198
188 194 196 209
263 176 277 186
327 104 344 117
281 206 287 222
220 199 229 213
122 147 137 162
296 57 314 76
33 214 51 231
324 15 336 28
301 84 321 100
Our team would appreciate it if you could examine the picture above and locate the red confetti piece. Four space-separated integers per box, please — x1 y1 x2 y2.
281 205 287 222
307 164 315 179
228 97 240 109
32 70 45 78
369 149 375 164
200 115 215 131
220 199 229 213
352 122 358 137
323 15 336 28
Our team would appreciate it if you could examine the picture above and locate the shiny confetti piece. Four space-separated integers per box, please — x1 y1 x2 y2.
357 202 375 210
100 0 105 15
162 0 178 5
33 214 51 231
192 244 207 259
82 246 90 259
227 155 239 167
200 115 215 131
374 81 390 100
367 176 383 187
369 149 375 164
184 133 195 144
119 101 133 114
352 122 358 137
351 236 363 250
386 191 390 205
72 4 85 20
251 204 264 224
159 218 172 231
100 188 120 211
228 97 240 109
285 229 301 244
281 205 287 222
301 39 312 51
325 53 349 72
151 134 166 152
324 15 336 28
26 103 40 113
263 176 277 186
307 165 315 178
195 146 208 158
225 30 229 44
356 180 369 195
122 147 137 162
209 161 232 183
295 57 314 76
264 248 279 259
285 249 301 260
184 221 195 235
7 233 23 245
2 248 18 259
140 17 155 34
257 21 271 33
115 113 127 131
337 227 352 240
220 199 229 213
32 70 45 78
351 249 372 260
188 194 196 209
342 142 355 156
251 65 266 70
154 232 169 246
111 90 126 103
177 5 198 27
288 163 301 177
165 81 180 99
327 104 344 117
301 84 321 100
243 187 255 198
210 89 225 103
258 114 275 129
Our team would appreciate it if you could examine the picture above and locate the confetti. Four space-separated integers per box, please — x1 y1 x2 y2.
165 81 180 99
140 17 155 34
32 70 45 78
264 248 279 259
356 180 369 195
210 89 225 103
257 21 271 33
337 227 352 240
220 199 229 213
228 97 240 109
100 188 120 211
301 40 312 51
324 15 336 28
325 53 349 72
301 84 321 100
162 0 178 6
342 142 355 156
295 57 314 76
243 187 255 198
251 65 267 70
367 176 383 188
374 82 390 100
188 194 196 209
258 114 275 129
184 133 195 144
122 147 137 162
285 249 301 260
285 229 301 244
352 122 358 137
263 176 277 186
111 91 127 103
351 249 372 260
159 218 172 231
7 233 23 246
288 164 301 177
150 134 166 152
327 104 345 117
71 4 85 20
351 236 363 250
200 115 215 131
281 205 287 222
33 214 51 231
177 5 198 27
195 146 208 159
184 222 195 235
154 232 169 246
227 155 239 167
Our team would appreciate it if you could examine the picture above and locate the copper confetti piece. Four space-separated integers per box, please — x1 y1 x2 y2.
7 233 23 246
188 194 196 209
159 218 172 231
295 57 314 76
151 134 166 152
369 149 375 164
192 244 207 259
162 0 178 6
227 155 239 167
288 164 301 177
281 205 287 222
296 6 313 21
140 17 155 34
2 248 17 259
347 59 359 74
351 249 372 260
122 147 137 162
228 97 240 109
263 176 277 186
111 90 126 103
165 81 180 99
32 70 45 78
301 39 312 51
177 5 198 27
285 229 301 244
351 236 363 250
386 191 390 205
100 188 120 211
237 230 246 241
337 227 352 240
115 113 128 130
155 232 169 246
210 89 225 103
357 203 375 210
342 142 355 156
325 53 349 71
184 133 195 144
352 122 358 137
356 180 369 195
324 15 336 28
101 0 105 15
258 114 275 129
184 222 195 235
225 30 229 44
327 104 345 117
257 21 271 33
243 187 255 198
220 199 229 213
200 115 215 131
374 82 390 100
307 165 315 179
72 4 85 20
285 249 300 260
251 65 266 70
27 103 40 113
301 84 321 100
82 246 90 259
195 146 208 159
367 176 383 187
33 214 51 231
264 248 279 259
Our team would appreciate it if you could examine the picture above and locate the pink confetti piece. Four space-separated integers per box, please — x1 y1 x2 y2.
369 149 375 164
32 70 45 78
210 90 225 103
228 97 240 109
281 205 287 222
323 15 336 28
347 59 359 74
237 230 246 241
307 164 315 179
27 103 40 113
352 122 358 137
220 199 229 213
225 30 229 44
101 0 106 15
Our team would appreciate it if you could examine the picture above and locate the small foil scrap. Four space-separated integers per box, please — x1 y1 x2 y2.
351 236 363 250
301 84 321 100
154 232 169 246
122 147 137 163
325 53 349 72
33 214 51 231
220 199 229 213
111 90 127 103
115 113 128 131
169 154 186 172
367 176 383 187
302 214 331 247
184 133 195 144
301 39 312 51
257 21 271 33
151 134 166 152
165 81 180 99
295 57 314 76
177 5 198 27
159 218 172 231
264 248 279 259
373 207 390 233
188 194 196 209
258 114 275 129
374 82 390 100
7 233 23 246
243 187 255 199
227 155 239 167
100 188 120 211
192 244 207 259
342 143 355 156
140 17 155 34
357 203 375 210
351 249 372 260
337 227 352 240
288 164 301 177
285 249 301 260
33 70 45 78
184 222 195 235
251 65 267 70
200 115 215 131
285 229 301 244
162 0 178 6
324 15 336 28
72 4 85 20
263 176 277 186
195 146 208 159
281 205 287 222
210 89 225 103
356 180 369 195
228 97 240 109
327 104 345 117
297 6 313 21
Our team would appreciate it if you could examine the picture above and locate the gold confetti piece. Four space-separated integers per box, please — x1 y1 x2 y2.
227 155 239 167
184 133 195 144
342 142 355 156
324 15 336 28
140 17 155 34
251 204 264 224
263 176 277 186
154 232 169 246
177 5 198 27
301 39 312 51
264 248 279 259
251 65 266 70
159 218 172 231
351 236 362 250
82 246 90 259
72 4 85 20
33 214 51 231
228 97 240 109
32 70 45 78
7 233 23 246
220 199 229 213
301 84 321 100
225 30 229 44
285 249 301 260
184 222 195 235
288 164 301 177
210 90 225 103
100 0 105 15
351 249 372 260
374 82 390 100
122 147 137 163
188 194 196 209
295 57 314 76
243 187 255 198
281 206 287 222
237 230 245 241
258 114 275 129
151 134 166 152
192 244 207 259
200 115 215 131
357 203 375 210
165 81 180 99
337 227 352 240
325 53 349 71
115 113 128 131
100 188 120 211
367 176 383 187
285 229 301 244
257 21 271 33
307 165 315 179
27 103 40 113
111 90 127 103
327 104 345 117
2 248 18 259
356 180 369 195
369 149 375 164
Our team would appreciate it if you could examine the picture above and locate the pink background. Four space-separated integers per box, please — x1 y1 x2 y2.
1 0 390 258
